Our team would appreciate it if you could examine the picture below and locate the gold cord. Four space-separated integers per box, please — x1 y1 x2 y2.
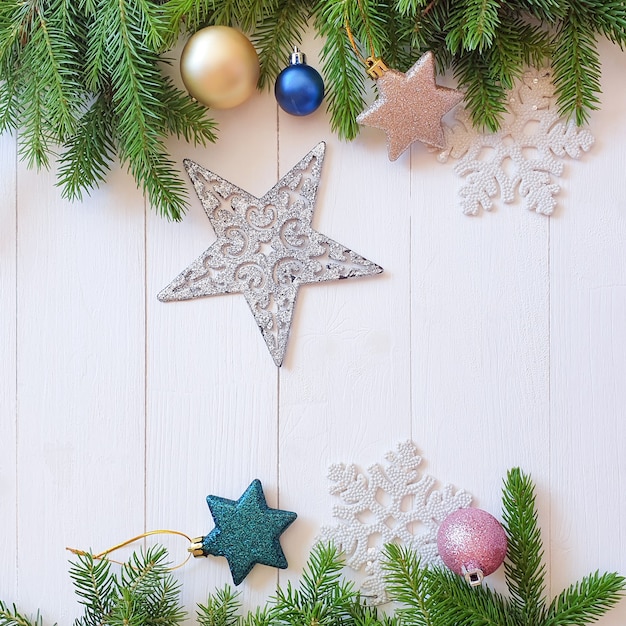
344 1 389 79
344 21 368 66
355 0 377 59
67 530 194 571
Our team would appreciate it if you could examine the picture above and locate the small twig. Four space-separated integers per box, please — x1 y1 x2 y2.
422 0 438 17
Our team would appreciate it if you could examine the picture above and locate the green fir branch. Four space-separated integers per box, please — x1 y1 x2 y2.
79 0 99 16
489 17 525 90
160 77 219 145
408 3 454 68
235 0 277 34
552 6 602 126
68 550 116 626
162 0 213 39
271 543 358 626
70 546 186 626
83 3 110 92
118 546 173 599
544 571 626 626
138 574 185 626
593 3 626 47
394 0 431 16
453 49 508 132
17 61 53 168
426 567 517 626
351 0 392 61
379 6 413 71
298 540 348 602
0 603 42 626
512 0 565 22
253 0 311 90
513 18 553 68
205 0 244 27
197 587 242 626
382 544 432 626
240 608 272 626
24 0 83 141
73 547 185 626
0 70 19 133
501 467 547 624
314 0 368 140
0 2 24 69
57 95 117 201
135 0 169 51
447 0 501 53
101 0 195 219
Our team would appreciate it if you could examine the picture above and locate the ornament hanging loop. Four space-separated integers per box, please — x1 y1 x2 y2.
66 529 194 571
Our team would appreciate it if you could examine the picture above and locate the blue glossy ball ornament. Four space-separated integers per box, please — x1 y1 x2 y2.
275 48 325 116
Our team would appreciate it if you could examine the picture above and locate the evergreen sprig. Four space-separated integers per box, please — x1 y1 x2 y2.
0 603 43 626
384 467 626 626
70 546 186 626
1 0 626 218
0 477 624 626
501 467 546 624
196 543 387 626
381 544 432 626
0 0 217 220
271 542 362 626
197 586 243 626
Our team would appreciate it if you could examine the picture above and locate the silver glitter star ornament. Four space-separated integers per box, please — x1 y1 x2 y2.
158 142 383 366
357 51 464 161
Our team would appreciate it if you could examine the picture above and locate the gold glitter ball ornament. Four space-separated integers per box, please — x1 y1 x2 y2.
357 51 464 161
180 25 260 109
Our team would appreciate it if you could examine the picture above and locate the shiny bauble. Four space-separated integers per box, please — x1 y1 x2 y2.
437 508 508 586
275 49 324 116
180 26 260 109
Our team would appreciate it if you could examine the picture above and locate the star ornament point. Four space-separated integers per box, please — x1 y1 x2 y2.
200 479 297 585
357 51 464 161
158 142 383 366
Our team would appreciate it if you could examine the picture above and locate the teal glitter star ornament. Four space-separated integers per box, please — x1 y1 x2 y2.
189 479 297 584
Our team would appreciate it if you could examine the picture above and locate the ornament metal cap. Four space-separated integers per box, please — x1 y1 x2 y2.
188 536 205 557
365 56 389 79
290 46 305 65
463 566 484 587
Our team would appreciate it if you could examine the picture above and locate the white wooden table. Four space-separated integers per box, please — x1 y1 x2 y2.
1 35 625 625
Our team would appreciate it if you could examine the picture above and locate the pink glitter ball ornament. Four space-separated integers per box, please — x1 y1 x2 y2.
437 508 508 586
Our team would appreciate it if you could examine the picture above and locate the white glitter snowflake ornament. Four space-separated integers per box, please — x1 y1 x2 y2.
319 441 471 604
439 69 594 216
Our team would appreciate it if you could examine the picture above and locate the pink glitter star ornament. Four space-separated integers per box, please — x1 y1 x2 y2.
356 51 464 161
437 508 508 586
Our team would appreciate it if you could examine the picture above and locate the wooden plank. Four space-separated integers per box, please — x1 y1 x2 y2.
145 86 279 609
15 161 146 621
0 131 17 603
277 32 413 586
409 83 551 594
550 40 626 623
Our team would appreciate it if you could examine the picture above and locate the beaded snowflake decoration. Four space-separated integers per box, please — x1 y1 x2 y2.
319 441 471 604
438 68 594 216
